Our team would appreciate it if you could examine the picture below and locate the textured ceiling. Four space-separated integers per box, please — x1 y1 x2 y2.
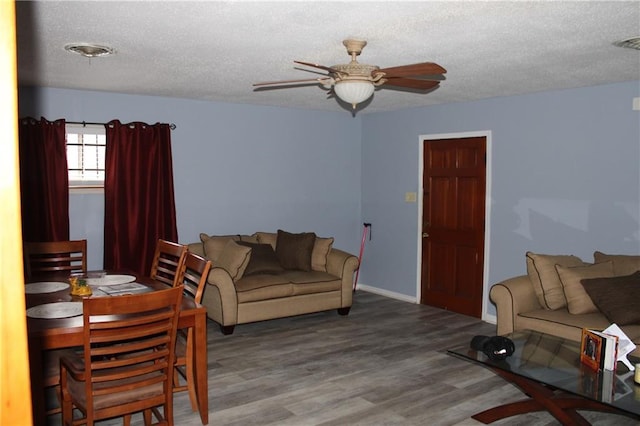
15 1 640 114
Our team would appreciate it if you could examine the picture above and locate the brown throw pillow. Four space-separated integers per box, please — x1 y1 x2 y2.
555 261 614 314
255 232 277 249
236 241 285 276
275 229 316 271
581 271 640 326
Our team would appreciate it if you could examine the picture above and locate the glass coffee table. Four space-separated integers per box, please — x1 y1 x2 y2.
448 330 640 425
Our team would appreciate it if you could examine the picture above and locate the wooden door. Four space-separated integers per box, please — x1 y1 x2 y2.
421 136 486 318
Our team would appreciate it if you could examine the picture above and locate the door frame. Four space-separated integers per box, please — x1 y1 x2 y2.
416 130 493 322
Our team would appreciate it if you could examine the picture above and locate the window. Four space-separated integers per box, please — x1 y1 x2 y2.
66 123 106 189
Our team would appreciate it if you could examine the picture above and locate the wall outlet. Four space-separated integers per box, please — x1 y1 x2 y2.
404 192 417 203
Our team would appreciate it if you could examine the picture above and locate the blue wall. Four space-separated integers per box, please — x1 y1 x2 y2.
360 81 640 315
19 81 640 319
19 88 363 271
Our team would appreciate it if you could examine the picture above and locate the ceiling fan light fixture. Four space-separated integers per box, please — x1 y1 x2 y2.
64 43 115 58
334 80 375 109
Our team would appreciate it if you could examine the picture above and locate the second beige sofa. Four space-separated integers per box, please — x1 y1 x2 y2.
490 251 640 357
187 230 359 334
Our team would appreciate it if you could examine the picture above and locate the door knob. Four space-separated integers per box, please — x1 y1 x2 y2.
422 232 429 238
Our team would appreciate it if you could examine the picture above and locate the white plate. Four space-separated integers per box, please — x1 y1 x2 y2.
25 281 69 294
86 274 136 286
26 302 83 319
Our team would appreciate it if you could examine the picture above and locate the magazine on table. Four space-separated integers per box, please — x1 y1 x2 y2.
602 323 636 371
580 328 618 372
98 282 148 295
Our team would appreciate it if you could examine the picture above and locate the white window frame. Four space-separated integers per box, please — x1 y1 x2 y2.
66 123 106 193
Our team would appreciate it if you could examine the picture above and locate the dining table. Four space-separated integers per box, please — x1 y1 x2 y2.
25 272 209 426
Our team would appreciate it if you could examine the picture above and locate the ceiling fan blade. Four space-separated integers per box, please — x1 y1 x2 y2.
376 62 446 78
253 78 324 87
294 61 342 74
381 78 440 91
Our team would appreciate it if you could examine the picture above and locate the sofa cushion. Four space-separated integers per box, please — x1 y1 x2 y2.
311 237 334 272
555 261 614 314
236 283 294 303
284 270 340 285
526 252 586 310
275 230 316 271
214 240 251 281
236 241 285 276
235 273 292 291
234 271 341 303
292 279 342 296
581 271 640 326
593 251 640 276
518 308 610 340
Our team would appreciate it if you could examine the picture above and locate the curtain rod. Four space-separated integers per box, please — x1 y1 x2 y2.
66 120 176 130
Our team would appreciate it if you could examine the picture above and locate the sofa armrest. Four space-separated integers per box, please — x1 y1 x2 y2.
326 248 359 308
490 275 542 336
200 267 239 326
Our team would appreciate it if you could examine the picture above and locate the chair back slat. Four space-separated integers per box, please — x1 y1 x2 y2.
180 252 212 303
24 240 87 278
150 239 188 287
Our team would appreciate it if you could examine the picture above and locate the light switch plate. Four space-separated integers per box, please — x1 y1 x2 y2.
405 192 417 203
633 97 640 111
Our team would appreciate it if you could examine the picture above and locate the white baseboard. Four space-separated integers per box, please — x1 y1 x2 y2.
483 312 497 325
355 283 417 304
355 283 498 326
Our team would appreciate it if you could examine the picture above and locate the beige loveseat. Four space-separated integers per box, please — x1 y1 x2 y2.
490 251 640 357
187 230 359 334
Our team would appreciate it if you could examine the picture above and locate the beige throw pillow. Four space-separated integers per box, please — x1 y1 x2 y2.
526 252 586 310
200 234 240 261
593 251 640 276
555 261 614 314
311 237 334 272
212 240 251 281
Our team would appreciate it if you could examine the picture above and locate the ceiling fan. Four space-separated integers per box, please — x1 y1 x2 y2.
253 39 446 110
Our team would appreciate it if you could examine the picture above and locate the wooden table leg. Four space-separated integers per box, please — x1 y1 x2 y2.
28 337 46 426
193 311 208 424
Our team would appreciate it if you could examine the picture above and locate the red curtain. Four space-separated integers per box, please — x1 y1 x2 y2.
103 121 178 276
18 117 69 242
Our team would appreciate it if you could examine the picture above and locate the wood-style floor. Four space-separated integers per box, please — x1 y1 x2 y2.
50 291 639 425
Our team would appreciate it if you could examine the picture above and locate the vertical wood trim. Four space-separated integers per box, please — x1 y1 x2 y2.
0 1 34 423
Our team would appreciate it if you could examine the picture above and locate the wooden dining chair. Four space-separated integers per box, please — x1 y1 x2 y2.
23 239 87 279
150 239 188 287
59 286 184 426
172 252 212 411
43 349 77 417
24 240 87 415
